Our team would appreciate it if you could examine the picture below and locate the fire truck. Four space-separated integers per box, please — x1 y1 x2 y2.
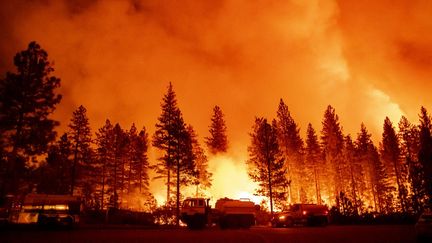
9 194 81 227
180 197 257 229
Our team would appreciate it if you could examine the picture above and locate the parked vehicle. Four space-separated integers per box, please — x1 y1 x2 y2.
271 204 329 227
416 211 432 242
9 194 81 227
0 195 18 225
180 197 257 229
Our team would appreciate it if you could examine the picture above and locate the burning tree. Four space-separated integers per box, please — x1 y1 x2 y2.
0 41 62 196
205 105 228 154
398 116 425 213
380 117 407 212
305 123 323 205
343 135 362 215
369 144 394 213
418 107 432 206
320 105 345 206
276 99 306 204
354 124 376 212
247 118 288 215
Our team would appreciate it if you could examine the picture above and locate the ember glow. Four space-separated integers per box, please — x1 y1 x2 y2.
1 0 431 207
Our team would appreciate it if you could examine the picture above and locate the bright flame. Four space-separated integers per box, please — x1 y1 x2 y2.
150 154 262 207
208 155 260 205
237 191 263 205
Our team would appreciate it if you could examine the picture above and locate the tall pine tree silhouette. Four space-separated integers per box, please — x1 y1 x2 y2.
320 105 344 206
247 118 287 215
69 105 92 196
153 83 181 204
306 123 322 204
205 105 228 154
276 99 304 204
153 83 195 226
418 107 432 205
398 116 424 213
380 117 406 212
0 41 61 196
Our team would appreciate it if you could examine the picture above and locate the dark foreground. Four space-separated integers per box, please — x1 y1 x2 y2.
0 225 417 243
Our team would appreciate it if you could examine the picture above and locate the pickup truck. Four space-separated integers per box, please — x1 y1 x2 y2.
271 204 329 227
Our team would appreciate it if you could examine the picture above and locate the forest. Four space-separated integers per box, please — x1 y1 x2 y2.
0 42 431 225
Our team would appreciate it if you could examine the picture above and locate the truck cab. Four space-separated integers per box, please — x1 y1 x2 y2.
180 198 210 229
181 198 209 214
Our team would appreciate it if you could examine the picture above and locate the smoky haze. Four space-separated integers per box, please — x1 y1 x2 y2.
1 0 431 201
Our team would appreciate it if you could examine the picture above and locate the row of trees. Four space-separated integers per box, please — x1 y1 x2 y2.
2 41 432 225
248 99 432 216
0 43 230 220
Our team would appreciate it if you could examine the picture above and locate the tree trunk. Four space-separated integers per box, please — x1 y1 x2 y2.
349 162 359 215
71 128 81 195
167 169 170 203
313 162 321 204
176 157 180 227
393 159 405 212
101 158 106 210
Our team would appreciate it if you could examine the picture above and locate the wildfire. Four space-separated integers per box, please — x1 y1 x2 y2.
149 154 263 207
207 155 261 205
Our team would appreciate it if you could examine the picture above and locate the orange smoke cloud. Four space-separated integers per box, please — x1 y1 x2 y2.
1 0 431 202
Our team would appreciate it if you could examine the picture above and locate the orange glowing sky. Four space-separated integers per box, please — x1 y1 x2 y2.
1 0 431 203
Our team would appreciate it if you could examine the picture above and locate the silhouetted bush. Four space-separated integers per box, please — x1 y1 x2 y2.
329 207 417 225
81 208 155 225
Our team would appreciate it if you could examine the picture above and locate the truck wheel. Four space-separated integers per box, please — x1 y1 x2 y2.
188 214 206 230
219 218 228 229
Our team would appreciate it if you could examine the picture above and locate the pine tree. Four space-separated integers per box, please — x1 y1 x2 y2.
205 105 228 154
247 118 287 215
380 117 407 212
95 119 114 210
188 125 212 196
343 135 361 215
109 123 129 209
418 107 432 205
46 133 72 194
276 99 305 203
36 133 72 194
153 83 181 203
152 83 196 226
128 124 150 193
398 116 425 213
355 124 377 211
320 105 345 205
0 41 62 196
305 123 323 204
174 122 196 226
68 105 93 196
370 144 394 213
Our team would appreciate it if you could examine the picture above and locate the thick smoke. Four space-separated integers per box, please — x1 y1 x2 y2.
1 0 431 202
